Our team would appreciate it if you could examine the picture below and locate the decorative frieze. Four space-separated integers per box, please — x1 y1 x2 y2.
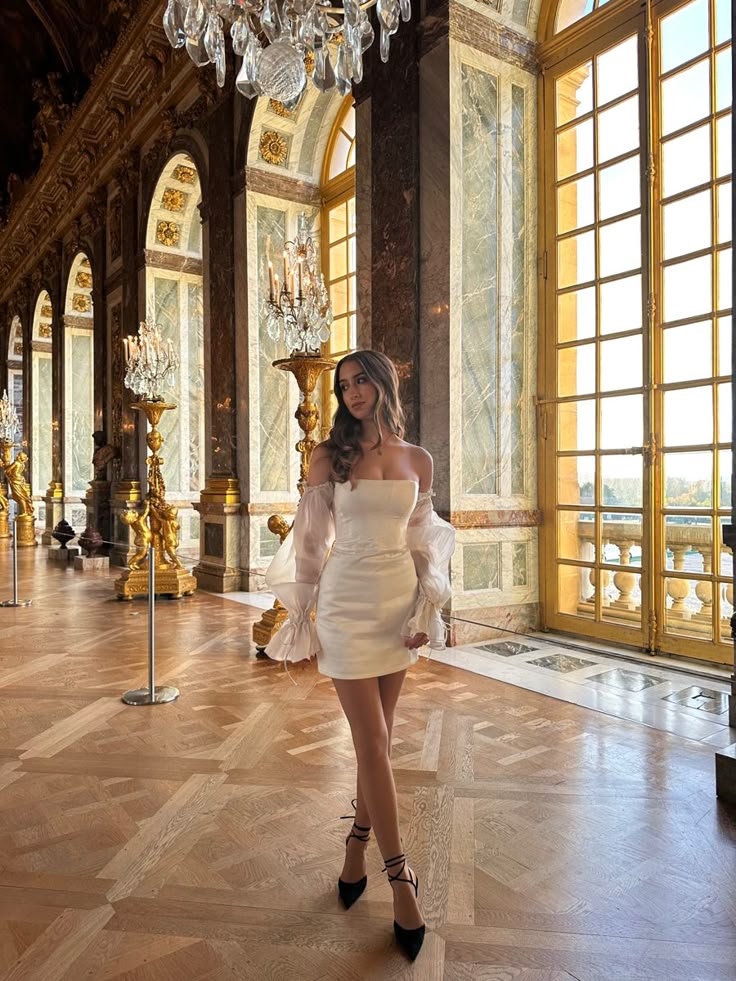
450 4 539 72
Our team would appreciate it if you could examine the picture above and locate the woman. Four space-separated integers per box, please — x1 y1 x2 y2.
265 350 455 961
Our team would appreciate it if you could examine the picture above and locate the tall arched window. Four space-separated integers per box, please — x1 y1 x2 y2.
7 316 23 436
64 254 95 525
539 0 732 663
320 96 356 431
31 291 54 501
144 153 205 551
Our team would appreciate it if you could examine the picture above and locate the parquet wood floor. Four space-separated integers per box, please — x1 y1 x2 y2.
0 549 735 981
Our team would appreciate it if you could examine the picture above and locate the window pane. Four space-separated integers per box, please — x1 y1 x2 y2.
663 321 713 383
719 450 732 507
329 132 351 179
596 36 638 106
347 197 356 234
663 254 712 322
661 59 710 137
558 175 595 233
716 116 731 178
331 279 348 317
331 316 348 351
349 274 356 310
600 334 642 392
329 241 347 280
601 394 643 448
598 156 640 221
601 453 643 506
558 286 596 342
558 343 596 396
715 0 731 45
559 398 596 450
718 315 732 375
557 119 594 179
660 0 709 74
556 63 593 124
718 382 732 442
558 511 596 562
558 456 596 505
718 248 732 310
663 451 713 507
348 233 356 272
558 230 596 288
663 125 711 197
717 182 732 245
599 215 641 277
663 386 713 446
329 202 347 240
600 274 642 334
597 97 639 164
663 190 712 259
715 48 732 113
557 563 595 617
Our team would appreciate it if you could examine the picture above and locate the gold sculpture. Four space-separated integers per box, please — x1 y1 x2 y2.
253 353 334 654
0 445 36 547
114 401 196 599
0 477 8 539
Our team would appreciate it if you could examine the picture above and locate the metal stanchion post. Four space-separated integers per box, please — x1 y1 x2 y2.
1 518 32 608
122 544 180 705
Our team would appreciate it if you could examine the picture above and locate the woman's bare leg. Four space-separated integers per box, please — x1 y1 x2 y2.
334 675 423 929
341 670 407 882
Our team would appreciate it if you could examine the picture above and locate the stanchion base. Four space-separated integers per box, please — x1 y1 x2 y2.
0 599 32 607
122 686 180 705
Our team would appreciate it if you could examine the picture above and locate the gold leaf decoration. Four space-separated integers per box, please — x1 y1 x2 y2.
41 303 53 319
172 164 197 185
162 188 187 212
14 341 23 356
39 322 52 338
304 50 315 76
72 293 92 313
259 130 288 167
81 257 91 268
269 99 293 118
75 271 93 289
156 220 180 248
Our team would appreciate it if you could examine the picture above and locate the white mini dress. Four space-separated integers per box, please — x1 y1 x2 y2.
264 478 455 680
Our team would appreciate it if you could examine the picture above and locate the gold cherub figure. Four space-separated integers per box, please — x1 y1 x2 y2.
121 502 152 571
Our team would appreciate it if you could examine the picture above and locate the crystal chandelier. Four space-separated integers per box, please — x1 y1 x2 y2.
263 212 332 355
0 391 20 443
123 319 180 402
162 0 411 103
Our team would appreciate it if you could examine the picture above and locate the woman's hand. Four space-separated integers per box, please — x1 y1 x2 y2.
403 632 429 650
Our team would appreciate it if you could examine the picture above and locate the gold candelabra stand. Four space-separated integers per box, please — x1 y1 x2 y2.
253 353 335 655
114 401 197 600
0 442 36 547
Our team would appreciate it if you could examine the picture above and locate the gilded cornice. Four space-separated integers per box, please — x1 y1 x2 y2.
0 0 219 304
450 2 539 72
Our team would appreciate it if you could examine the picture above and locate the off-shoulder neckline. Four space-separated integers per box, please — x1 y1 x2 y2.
305 478 430 492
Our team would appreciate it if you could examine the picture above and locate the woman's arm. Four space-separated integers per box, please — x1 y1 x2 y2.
307 441 333 486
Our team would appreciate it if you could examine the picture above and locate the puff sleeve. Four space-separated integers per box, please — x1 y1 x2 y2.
264 481 335 664
401 490 455 649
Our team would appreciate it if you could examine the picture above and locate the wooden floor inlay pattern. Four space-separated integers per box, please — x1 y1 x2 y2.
0 550 735 980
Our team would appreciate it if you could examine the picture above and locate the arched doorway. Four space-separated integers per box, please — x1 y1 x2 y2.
144 153 205 553
7 316 23 436
31 291 53 517
64 253 95 529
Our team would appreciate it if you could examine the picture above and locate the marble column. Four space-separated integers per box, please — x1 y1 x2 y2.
42 246 64 546
109 156 143 567
192 98 242 592
354 11 421 442
86 210 112 546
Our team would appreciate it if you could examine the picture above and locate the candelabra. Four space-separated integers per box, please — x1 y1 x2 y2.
263 213 332 356
163 0 412 102
114 320 196 600
0 390 35 546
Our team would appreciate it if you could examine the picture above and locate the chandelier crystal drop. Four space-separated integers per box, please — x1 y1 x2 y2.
263 212 333 356
0 391 20 444
162 0 410 102
123 319 180 402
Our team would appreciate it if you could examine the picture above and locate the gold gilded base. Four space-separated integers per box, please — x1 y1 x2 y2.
0 512 8 539
115 565 197 600
15 514 37 547
252 600 289 656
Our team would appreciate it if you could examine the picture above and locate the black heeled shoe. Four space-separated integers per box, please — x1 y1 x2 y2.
338 800 371 909
383 852 425 961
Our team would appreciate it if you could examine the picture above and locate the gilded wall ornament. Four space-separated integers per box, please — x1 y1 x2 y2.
172 164 197 185
259 130 289 167
156 220 180 247
39 322 52 339
14 342 23 356
162 188 187 212
41 303 53 319
75 271 93 289
72 293 92 313
304 50 315 75
269 99 294 118
81 256 91 268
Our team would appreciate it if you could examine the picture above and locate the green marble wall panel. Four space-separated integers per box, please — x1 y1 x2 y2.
68 332 94 494
510 84 527 497
32 351 53 492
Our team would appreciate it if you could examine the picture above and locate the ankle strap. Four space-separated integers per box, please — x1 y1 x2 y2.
382 852 406 871
340 798 371 831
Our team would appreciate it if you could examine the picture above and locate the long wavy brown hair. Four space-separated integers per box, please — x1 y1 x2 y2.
325 350 405 483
